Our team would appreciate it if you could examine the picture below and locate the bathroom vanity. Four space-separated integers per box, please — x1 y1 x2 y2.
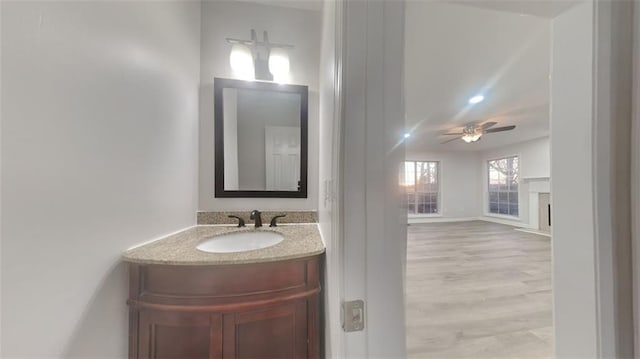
123 225 324 359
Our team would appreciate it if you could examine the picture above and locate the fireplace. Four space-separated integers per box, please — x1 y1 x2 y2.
538 192 551 233
524 177 551 232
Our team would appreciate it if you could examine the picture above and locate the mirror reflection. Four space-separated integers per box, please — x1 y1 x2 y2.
214 78 308 197
223 88 301 191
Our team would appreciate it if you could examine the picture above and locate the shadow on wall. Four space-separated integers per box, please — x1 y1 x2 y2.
61 261 129 358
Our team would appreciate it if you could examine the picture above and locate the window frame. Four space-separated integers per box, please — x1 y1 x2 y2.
485 154 520 219
401 160 441 217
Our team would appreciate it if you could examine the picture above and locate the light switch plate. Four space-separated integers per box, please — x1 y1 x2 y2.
342 300 365 332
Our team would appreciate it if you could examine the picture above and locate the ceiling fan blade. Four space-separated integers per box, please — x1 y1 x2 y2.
485 125 516 133
441 132 464 135
481 121 498 130
441 136 461 144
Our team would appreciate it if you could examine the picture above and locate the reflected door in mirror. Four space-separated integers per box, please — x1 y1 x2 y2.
265 126 300 191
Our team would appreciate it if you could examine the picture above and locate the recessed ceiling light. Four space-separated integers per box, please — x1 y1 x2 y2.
469 95 484 104
404 133 411 138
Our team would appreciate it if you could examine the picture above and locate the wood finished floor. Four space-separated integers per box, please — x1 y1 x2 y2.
406 221 552 358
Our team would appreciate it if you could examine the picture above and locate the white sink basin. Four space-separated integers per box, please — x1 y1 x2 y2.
196 231 284 253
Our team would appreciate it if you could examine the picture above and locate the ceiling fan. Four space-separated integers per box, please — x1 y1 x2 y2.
441 121 516 144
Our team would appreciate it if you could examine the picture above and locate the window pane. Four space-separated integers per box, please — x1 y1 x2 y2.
416 192 427 214
407 191 415 213
402 192 411 211
488 156 519 217
509 204 519 216
401 161 439 215
401 162 415 189
426 191 438 214
489 202 498 212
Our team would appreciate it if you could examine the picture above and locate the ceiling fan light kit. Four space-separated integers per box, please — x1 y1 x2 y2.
462 127 483 142
441 121 516 144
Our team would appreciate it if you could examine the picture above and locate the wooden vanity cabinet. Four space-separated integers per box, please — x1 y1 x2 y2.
127 255 321 359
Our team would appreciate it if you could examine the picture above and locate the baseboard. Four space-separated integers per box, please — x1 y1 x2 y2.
479 215 534 229
515 228 552 238
408 216 480 224
407 215 537 230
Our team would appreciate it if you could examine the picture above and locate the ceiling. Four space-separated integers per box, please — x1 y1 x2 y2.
449 0 580 18
404 1 555 152
233 0 323 12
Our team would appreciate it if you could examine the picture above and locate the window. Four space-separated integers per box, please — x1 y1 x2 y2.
400 161 439 214
487 156 519 217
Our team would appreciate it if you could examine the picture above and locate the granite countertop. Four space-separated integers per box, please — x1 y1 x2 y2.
122 224 325 266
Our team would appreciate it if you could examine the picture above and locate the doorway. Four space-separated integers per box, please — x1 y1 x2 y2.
402 1 568 357
335 0 633 357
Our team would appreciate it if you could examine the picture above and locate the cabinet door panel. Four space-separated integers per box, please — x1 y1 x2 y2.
224 301 307 359
138 310 223 359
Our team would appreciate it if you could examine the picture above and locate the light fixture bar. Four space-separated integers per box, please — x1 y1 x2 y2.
227 29 293 83
226 29 294 50
226 38 294 49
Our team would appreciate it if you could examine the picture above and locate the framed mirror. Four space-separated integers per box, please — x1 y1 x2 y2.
214 78 308 198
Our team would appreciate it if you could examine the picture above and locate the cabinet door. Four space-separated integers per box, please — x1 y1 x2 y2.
223 301 308 359
136 310 223 359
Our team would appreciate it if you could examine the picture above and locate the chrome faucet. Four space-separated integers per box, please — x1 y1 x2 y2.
250 210 262 228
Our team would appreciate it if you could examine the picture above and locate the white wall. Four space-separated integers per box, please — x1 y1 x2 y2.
405 151 482 220
550 2 598 356
406 137 549 228
480 136 550 228
481 136 550 180
199 1 321 211
1 2 200 357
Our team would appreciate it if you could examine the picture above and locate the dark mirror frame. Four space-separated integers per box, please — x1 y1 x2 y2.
214 77 308 198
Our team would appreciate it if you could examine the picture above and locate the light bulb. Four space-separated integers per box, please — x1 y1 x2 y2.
469 95 484 104
268 48 290 83
230 43 254 80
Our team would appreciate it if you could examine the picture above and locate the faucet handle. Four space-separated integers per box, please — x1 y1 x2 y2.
227 215 245 227
269 214 287 227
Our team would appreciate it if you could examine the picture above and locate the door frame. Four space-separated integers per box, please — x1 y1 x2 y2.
591 0 634 356
340 0 407 357
333 0 635 357
632 0 640 354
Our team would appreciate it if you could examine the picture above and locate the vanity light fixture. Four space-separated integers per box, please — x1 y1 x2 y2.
227 30 294 83
229 43 255 80
268 48 290 84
